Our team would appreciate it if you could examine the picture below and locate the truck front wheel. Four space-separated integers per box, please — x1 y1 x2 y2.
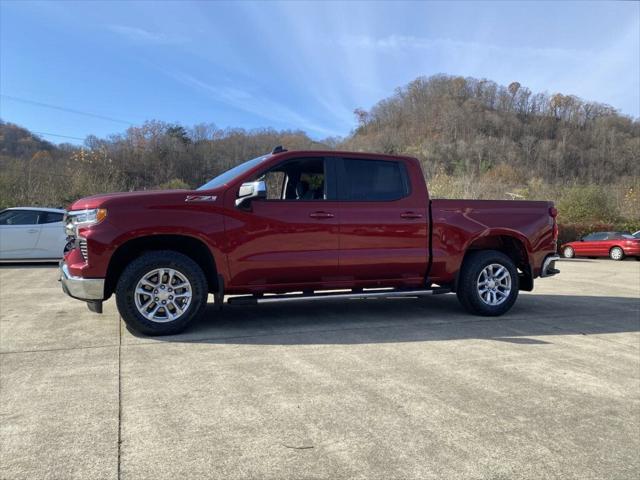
456 250 519 316
115 250 208 335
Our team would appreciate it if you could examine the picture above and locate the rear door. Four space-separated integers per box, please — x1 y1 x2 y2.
0 210 42 259
225 156 341 288
336 156 428 286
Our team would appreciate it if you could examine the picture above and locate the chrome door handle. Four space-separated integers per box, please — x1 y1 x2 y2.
309 211 334 219
400 212 422 219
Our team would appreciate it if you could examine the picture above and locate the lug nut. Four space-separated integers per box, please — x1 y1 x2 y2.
160 285 165 290
154 297 159 301
161 300 166 305
168 288 173 292
154 289 158 294
169 295 173 300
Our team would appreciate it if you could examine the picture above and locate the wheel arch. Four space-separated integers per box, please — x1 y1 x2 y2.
455 232 533 292
104 234 220 298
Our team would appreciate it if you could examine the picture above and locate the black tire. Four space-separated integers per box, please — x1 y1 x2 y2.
609 246 625 261
63 240 75 254
456 250 519 316
115 250 208 335
563 246 575 258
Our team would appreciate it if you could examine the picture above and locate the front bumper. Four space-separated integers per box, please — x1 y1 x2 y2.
540 254 560 278
59 261 105 301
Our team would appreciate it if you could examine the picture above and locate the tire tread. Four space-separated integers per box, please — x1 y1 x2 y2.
456 250 519 316
115 250 208 335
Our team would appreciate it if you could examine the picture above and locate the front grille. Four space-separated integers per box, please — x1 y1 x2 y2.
79 239 88 262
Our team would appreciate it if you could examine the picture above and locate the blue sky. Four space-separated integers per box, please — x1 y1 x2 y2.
1 1 638 144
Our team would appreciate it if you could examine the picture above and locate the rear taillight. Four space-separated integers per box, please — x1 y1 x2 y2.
549 206 558 241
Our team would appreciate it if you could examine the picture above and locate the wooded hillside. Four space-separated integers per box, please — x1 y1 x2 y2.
1 74 638 224
346 75 638 184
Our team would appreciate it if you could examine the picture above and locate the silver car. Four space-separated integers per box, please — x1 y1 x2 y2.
0 207 68 262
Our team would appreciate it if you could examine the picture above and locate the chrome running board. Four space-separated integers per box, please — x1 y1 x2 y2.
227 287 451 306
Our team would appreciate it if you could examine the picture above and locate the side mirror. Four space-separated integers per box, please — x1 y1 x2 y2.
235 180 266 209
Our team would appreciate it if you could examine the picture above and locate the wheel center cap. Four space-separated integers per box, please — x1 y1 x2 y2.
157 291 170 301
487 279 496 289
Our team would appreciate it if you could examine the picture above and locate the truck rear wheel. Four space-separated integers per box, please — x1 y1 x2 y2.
456 250 519 316
115 250 208 336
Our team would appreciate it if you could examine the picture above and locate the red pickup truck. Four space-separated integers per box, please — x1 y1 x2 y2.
60 148 560 335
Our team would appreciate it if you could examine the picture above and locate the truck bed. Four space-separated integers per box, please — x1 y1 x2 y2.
428 199 556 285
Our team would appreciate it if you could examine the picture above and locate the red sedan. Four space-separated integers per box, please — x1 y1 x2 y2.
561 231 640 260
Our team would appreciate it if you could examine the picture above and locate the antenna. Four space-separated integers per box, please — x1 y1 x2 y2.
271 145 287 154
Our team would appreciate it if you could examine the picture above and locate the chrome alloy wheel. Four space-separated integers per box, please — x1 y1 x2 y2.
610 247 624 260
477 263 512 306
134 268 192 323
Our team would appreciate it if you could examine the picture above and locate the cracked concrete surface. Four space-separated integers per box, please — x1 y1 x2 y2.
1 259 639 479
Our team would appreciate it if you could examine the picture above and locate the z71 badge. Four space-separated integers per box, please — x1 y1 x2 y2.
185 195 217 202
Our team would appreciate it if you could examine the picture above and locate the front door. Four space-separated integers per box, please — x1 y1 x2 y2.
577 232 607 255
0 210 42 260
224 157 340 289
336 157 428 286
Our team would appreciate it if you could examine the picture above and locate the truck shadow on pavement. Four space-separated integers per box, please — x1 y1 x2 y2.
0 262 59 269
135 293 640 346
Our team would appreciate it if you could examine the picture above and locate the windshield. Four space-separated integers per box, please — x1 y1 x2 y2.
197 155 269 190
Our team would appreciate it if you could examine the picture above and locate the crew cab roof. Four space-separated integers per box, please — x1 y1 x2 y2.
270 150 418 162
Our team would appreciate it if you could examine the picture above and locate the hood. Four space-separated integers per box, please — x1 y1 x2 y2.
68 188 222 210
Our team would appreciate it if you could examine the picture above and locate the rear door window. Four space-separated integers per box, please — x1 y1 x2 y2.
40 212 64 224
339 158 409 201
608 232 633 240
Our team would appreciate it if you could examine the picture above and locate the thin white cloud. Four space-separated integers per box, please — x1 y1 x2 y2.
332 31 639 117
567 19 639 116
337 34 591 62
168 72 343 137
236 1 361 133
108 25 187 45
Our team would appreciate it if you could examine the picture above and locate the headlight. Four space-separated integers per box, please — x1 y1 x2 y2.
65 208 107 235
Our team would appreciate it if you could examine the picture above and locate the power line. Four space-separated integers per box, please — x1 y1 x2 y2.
32 131 86 141
0 94 133 125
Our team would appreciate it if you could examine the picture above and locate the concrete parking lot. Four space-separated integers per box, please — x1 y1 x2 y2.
1 259 639 479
